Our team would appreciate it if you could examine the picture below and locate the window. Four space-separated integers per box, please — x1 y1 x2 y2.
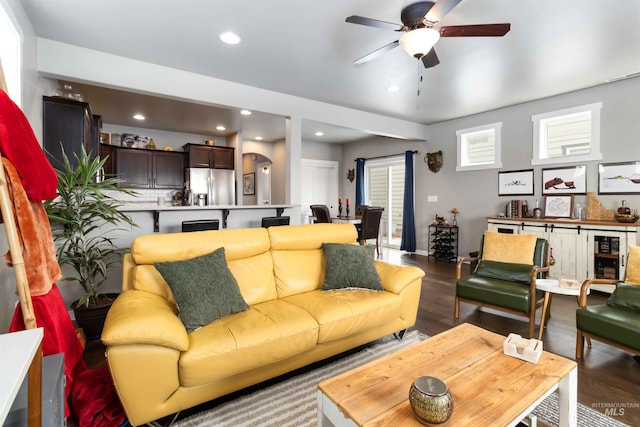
365 157 405 248
0 3 21 105
456 122 502 171
531 102 602 165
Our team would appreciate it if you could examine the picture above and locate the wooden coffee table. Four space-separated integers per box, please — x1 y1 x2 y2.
317 323 577 427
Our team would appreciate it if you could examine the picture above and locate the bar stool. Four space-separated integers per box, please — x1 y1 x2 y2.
181 219 220 232
261 216 290 227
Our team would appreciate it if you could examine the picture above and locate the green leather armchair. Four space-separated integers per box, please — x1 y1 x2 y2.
455 237 550 338
576 280 640 359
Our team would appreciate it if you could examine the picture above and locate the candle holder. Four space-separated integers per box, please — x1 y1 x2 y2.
346 206 350 218
338 203 343 217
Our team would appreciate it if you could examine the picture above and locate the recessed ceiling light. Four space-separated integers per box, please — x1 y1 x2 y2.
216 125 226 131
315 131 324 136
133 114 145 120
255 136 263 141
387 85 400 92
240 109 252 116
219 32 241 45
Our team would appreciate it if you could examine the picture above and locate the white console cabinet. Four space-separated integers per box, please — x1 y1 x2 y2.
487 217 640 293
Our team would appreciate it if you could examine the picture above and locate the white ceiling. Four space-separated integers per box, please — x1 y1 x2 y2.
20 0 640 143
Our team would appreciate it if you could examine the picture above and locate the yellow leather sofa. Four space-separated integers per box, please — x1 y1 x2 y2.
102 223 425 426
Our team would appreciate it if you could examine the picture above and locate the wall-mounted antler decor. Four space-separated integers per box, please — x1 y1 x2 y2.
347 169 355 182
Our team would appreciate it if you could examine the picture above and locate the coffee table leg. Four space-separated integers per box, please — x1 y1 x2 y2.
557 367 578 427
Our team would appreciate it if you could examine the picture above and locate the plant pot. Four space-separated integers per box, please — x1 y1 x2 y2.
71 293 119 341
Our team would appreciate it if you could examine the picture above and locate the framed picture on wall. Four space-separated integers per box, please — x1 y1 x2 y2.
243 173 255 195
544 195 574 218
542 165 587 195
598 161 640 194
498 169 534 196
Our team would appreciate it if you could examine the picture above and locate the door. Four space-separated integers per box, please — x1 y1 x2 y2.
256 162 271 205
546 226 587 281
300 159 338 223
365 157 405 248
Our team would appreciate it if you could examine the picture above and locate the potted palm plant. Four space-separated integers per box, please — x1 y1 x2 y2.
45 145 136 339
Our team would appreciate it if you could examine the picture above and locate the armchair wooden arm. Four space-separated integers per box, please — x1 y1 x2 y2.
456 257 477 280
578 278 618 307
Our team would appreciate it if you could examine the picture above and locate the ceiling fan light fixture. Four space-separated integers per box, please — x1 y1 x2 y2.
399 28 440 58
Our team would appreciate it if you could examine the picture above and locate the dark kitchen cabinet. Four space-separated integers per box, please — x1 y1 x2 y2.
43 96 99 169
116 147 185 189
184 144 234 170
99 144 116 176
154 151 186 188
212 147 235 169
117 149 151 188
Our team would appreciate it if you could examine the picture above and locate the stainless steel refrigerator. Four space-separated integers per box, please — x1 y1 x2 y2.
188 168 235 206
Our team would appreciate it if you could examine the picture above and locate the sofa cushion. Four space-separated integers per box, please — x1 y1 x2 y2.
607 283 640 311
474 260 533 285
321 243 383 291
482 231 537 264
456 275 541 313
154 248 249 332
284 289 401 343
625 245 640 285
130 228 278 304
576 304 640 351
268 223 359 297
179 300 318 386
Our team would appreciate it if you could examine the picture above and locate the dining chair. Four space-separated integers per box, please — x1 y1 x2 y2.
357 206 384 256
310 204 332 223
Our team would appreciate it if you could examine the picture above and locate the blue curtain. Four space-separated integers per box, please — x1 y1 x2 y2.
355 158 365 206
400 151 416 252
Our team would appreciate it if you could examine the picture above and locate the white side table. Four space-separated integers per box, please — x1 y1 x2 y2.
0 328 43 425
536 279 589 340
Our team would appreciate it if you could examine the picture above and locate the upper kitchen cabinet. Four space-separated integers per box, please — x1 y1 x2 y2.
43 96 100 170
184 144 234 170
116 147 186 189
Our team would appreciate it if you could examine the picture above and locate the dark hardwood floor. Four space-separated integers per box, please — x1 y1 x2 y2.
380 249 640 426
80 248 639 426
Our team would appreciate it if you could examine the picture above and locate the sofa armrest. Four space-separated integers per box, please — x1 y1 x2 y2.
102 290 189 351
375 260 425 294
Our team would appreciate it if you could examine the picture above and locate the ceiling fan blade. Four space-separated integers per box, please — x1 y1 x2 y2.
439 23 511 37
421 49 440 68
346 15 403 31
354 40 400 64
424 0 463 24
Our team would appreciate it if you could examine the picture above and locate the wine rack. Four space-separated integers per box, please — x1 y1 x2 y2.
429 224 458 262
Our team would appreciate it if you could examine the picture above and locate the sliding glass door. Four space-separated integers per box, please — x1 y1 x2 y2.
365 157 405 248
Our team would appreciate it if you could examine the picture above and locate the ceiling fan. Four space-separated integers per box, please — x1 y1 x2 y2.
346 0 511 68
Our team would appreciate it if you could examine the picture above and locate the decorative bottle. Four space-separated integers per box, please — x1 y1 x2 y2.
148 138 156 150
618 200 631 215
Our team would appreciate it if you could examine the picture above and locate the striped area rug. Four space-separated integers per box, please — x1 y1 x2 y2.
174 330 629 427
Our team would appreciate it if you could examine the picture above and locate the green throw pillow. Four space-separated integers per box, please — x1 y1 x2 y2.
154 248 249 332
321 243 383 291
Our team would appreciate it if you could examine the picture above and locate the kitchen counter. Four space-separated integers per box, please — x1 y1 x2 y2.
118 203 296 231
119 203 294 212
